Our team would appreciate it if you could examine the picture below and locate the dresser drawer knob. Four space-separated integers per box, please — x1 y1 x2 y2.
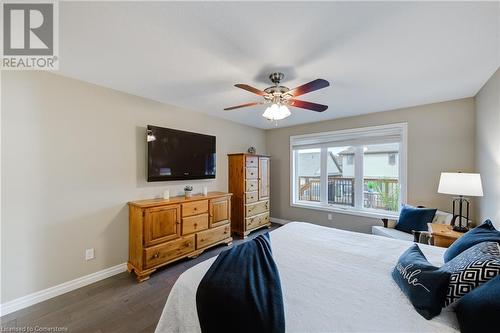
153 252 160 259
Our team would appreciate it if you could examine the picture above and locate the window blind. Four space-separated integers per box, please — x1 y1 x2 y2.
290 123 406 150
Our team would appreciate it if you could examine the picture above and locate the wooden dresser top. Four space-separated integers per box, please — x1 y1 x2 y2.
227 153 270 157
128 191 232 208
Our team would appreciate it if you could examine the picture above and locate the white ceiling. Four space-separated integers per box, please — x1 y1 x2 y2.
58 1 499 129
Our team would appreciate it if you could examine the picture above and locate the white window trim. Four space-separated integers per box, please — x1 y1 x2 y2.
289 123 408 220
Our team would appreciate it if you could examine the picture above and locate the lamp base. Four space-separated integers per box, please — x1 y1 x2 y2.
452 225 469 233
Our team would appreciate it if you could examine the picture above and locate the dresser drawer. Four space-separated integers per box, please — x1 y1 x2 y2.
196 224 231 249
245 180 258 192
245 200 269 217
182 214 209 235
246 156 258 167
245 191 258 204
246 212 270 230
246 167 258 179
144 235 195 269
182 200 208 217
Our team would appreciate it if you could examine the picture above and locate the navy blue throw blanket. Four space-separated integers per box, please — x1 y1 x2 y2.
196 233 285 333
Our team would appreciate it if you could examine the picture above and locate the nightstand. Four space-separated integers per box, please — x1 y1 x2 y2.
427 223 465 248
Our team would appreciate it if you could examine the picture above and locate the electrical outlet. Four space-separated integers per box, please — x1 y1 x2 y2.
327 213 333 221
85 248 95 261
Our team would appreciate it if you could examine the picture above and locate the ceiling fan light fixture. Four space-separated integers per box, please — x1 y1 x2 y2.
262 103 291 121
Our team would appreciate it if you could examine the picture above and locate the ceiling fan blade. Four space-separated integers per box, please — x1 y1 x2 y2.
289 99 328 112
234 84 265 96
224 102 262 111
289 79 330 97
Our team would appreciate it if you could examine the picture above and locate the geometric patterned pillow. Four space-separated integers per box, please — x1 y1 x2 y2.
441 242 500 306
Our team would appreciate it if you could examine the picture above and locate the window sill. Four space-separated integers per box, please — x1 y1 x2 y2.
291 201 399 220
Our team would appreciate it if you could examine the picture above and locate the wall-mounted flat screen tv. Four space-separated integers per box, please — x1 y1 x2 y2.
147 125 216 181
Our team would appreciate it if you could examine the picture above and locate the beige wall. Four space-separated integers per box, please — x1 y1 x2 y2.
266 98 476 233
1 70 487 304
475 68 500 229
1 71 266 303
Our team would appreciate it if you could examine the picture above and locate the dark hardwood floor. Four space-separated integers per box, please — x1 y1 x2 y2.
0 223 281 332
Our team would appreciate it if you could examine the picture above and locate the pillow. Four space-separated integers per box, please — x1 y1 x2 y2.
432 210 453 225
391 244 450 319
394 205 437 234
444 219 500 262
455 275 500 333
441 241 500 306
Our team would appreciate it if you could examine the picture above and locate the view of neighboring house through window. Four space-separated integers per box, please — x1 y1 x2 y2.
296 148 321 203
291 124 406 217
363 143 400 212
346 154 354 165
388 153 396 166
327 146 355 207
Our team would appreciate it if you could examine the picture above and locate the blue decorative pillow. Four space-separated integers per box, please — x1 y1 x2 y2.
455 275 500 333
444 220 500 262
392 244 450 319
394 205 437 234
441 241 500 306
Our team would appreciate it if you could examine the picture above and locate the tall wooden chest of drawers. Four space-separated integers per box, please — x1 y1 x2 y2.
228 153 270 238
127 192 232 281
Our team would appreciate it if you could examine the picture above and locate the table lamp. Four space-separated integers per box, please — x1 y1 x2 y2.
438 172 483 232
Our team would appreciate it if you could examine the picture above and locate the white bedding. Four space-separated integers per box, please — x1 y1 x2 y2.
155 222 459 333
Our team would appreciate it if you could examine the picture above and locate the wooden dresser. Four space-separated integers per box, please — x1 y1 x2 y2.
127 192 232 281
228 153 270 238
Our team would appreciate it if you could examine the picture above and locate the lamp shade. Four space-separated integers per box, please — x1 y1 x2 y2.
438 172 483 197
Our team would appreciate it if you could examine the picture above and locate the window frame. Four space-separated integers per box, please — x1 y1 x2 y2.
290 123 407 219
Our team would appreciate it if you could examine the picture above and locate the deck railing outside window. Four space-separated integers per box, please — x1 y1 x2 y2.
298 176 399 211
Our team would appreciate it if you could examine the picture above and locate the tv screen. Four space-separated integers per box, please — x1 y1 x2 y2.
147 125 216 181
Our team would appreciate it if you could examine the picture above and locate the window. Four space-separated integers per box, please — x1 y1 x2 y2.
296 148 321 203
291 123 407 218
346 154 354 165
363 144 400 212
388 153 396 166
328 146 355 207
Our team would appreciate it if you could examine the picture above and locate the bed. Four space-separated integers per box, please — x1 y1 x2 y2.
155 222 460 333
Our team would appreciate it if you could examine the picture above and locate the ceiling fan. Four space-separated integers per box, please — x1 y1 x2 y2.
224 72 330 122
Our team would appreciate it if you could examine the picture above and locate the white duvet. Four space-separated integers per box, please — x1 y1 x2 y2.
155 222 459 333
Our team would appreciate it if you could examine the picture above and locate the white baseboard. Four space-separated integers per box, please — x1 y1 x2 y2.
270 217 293 225
0 262 127 317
